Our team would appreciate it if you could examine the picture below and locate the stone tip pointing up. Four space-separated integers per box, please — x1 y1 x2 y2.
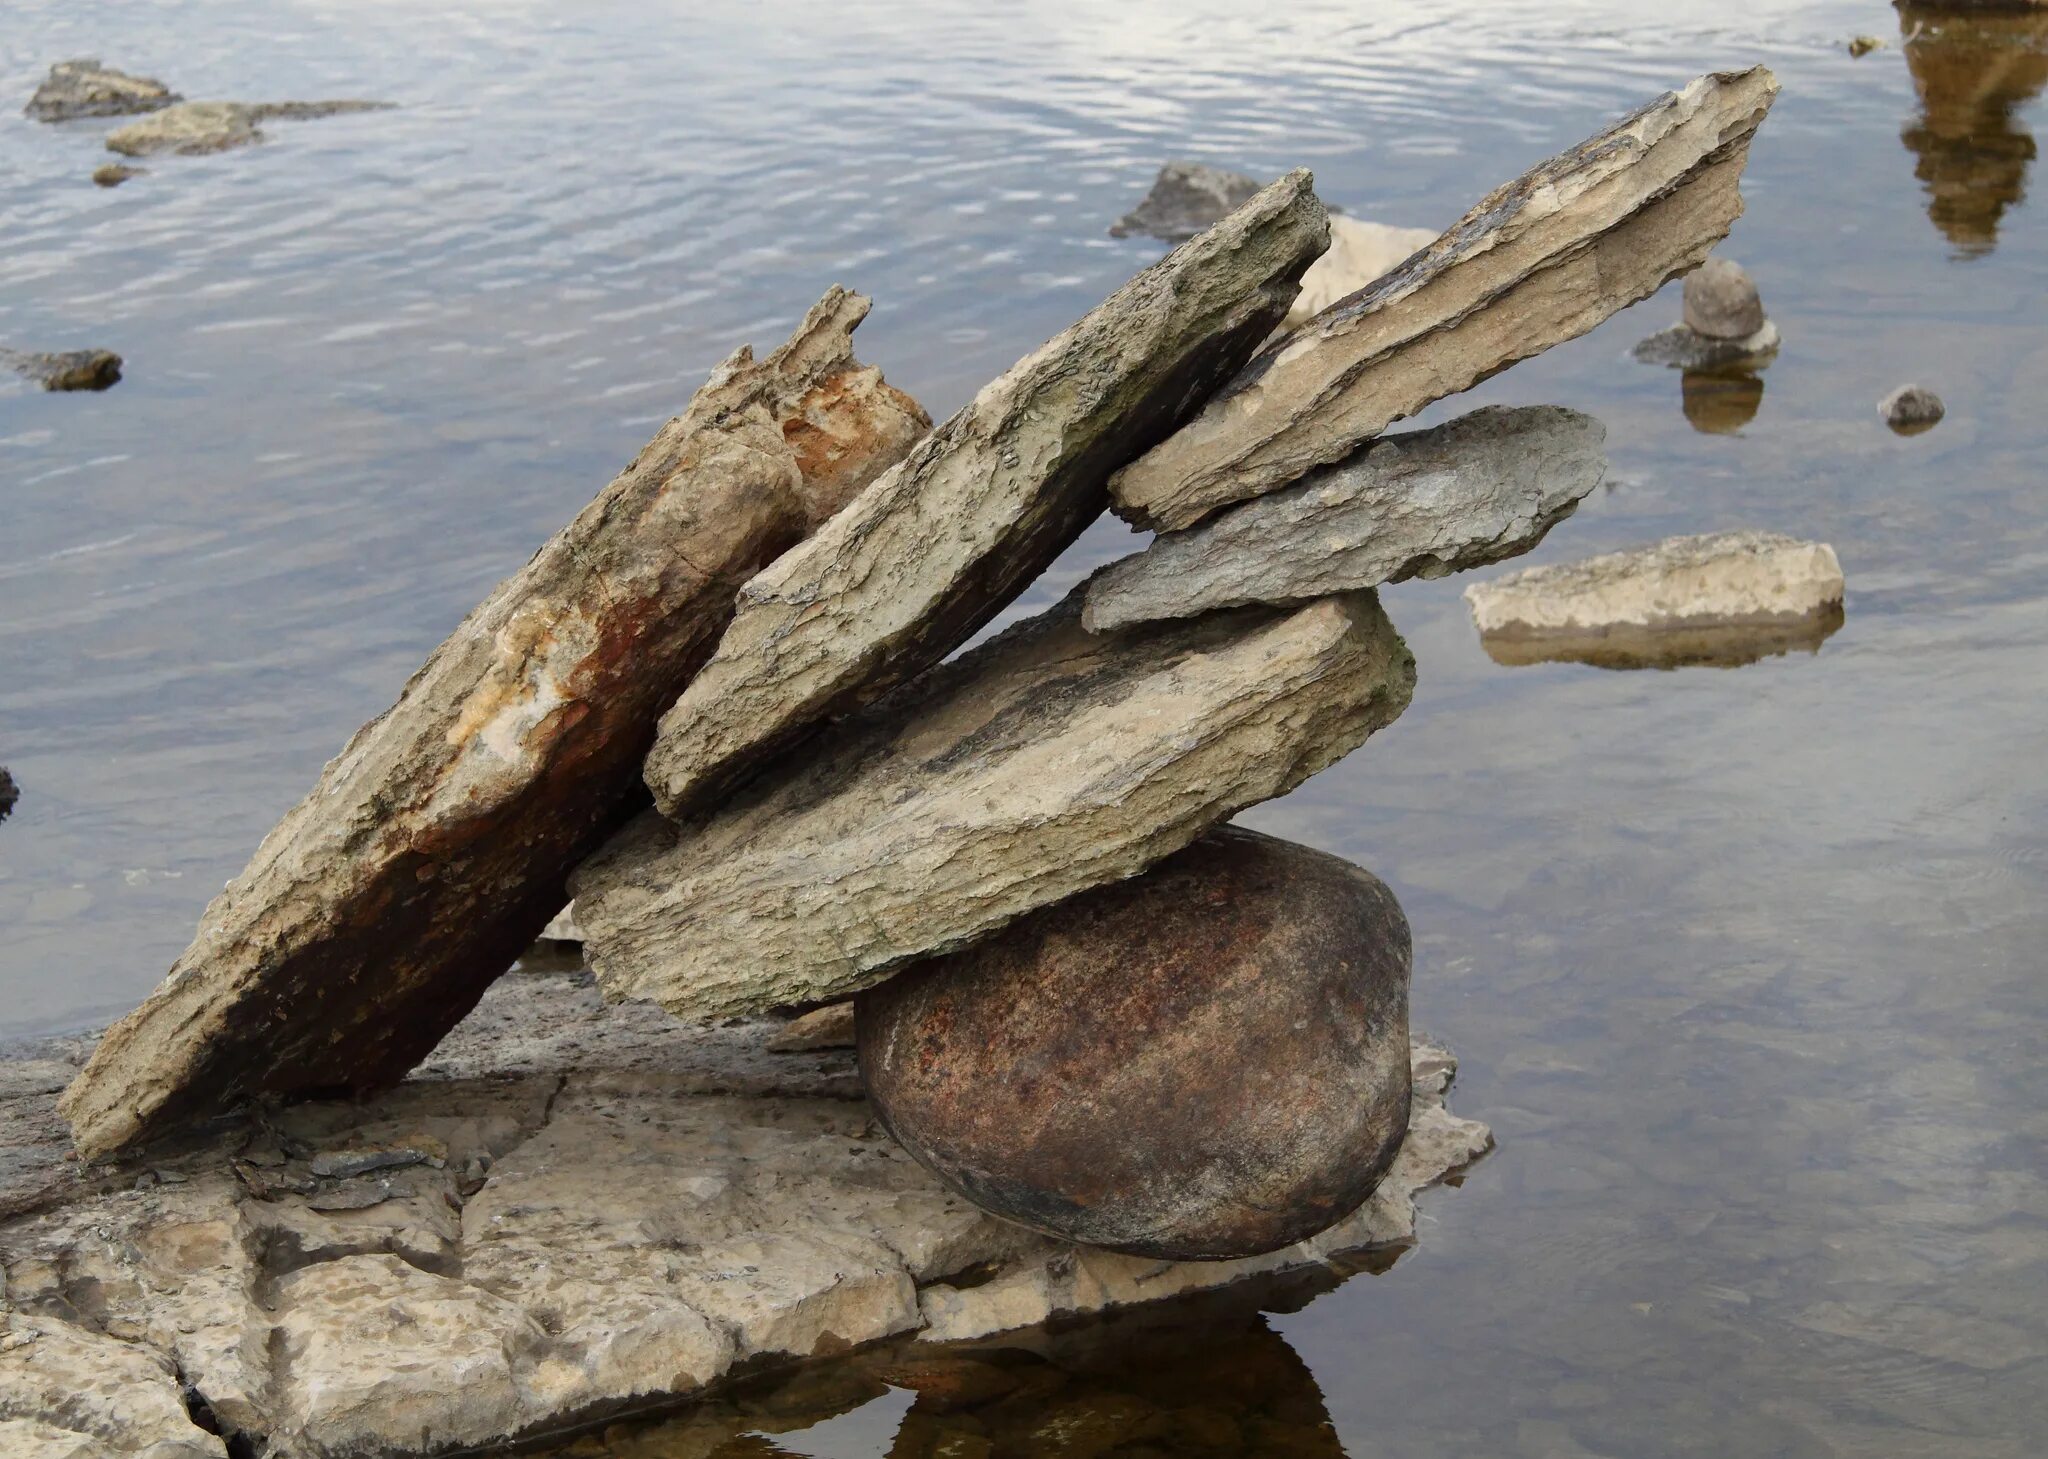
1109 67 1780 533
641 170 1332 820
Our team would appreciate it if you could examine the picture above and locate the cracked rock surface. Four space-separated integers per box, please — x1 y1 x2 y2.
0 970 1487 1458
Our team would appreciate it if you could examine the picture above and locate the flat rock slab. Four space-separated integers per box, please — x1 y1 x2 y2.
578 585 1413 1023
1464 529 1846 662
1 348 122 392
1631 319 1780 370
641 171 1330 818
24 59 178 122
1109 68 1780 531
105 100 393 156
0 970 1487 1459
1084 405 1606 632
59 289 928 1161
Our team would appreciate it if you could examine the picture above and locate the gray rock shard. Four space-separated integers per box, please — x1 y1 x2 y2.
23 59 178 122
1083 405 1607 632
1109 68 1780 532
60 289 929 1162
579 585 1413 1023
642 171 1331 819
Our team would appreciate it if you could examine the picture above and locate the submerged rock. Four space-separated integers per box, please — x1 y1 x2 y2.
858 827 1414 1261
90 162 145 187
59 289 928 1162
1109 68 1781 531
1464 529 1846 668
1109 161 1265 241
1631 319 1780 370
23 58 178 122
0 769 15 823
1083 405 1606 632
1881 383 1946 433
642 172 1329 819
577 587 1413 1023
1 969 1487 1456
0 348 122 392
1683 256 1767 339
104 99 392 157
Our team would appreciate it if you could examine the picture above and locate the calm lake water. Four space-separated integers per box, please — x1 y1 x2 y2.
3 0 2045 1453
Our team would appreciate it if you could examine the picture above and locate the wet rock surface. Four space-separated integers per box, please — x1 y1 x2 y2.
1881 382 1947 432
858 827 1415 1261
1109 161 1265 241
58 290 928 1162
104 99 393 157
1631 319 1781 370
577 587 1414 1023
0 969 1486 1457
1 349 122 392
1083 405 1606 631
641 172 1328 819
1109 68 1781 531
23 59 177 122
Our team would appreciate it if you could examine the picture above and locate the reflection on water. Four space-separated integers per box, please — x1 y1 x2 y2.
1678 366 1765 434
1897 1 2048 255
1478 602 1845 670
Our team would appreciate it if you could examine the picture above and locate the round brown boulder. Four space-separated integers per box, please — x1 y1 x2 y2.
856 825 1411 1261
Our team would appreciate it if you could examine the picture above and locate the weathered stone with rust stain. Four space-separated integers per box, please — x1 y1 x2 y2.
641 172 1331 818
1109 68 1780 531
858 826 1414 1261
59 289 928 1161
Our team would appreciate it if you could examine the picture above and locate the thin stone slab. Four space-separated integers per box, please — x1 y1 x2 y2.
1108 68 1780 531
640 171 1331 818
1083 405 1606 632
579 585 1413 1023
59 289 928 1161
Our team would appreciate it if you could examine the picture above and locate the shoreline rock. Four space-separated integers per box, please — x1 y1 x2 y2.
1631 319 1780 370
1109 161 1266 241
1 348 123 392
23 59 177 122
1880 383 1946 433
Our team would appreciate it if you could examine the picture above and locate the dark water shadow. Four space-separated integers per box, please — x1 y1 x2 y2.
1897 2 2048 256
1680 368 1766 434
1479 603 1846 671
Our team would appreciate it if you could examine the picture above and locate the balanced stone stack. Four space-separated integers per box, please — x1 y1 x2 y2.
20 65 1777 1457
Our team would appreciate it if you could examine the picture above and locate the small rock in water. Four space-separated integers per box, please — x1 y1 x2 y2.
1 347 123 392
105 98 393 157
1880 383 1945 434
768 1001 857 1053
858 825 1413 1261
91 163 145 187
0 768 16 822
1109 161 1265 241
1848 35 1885 57
1682 256 1768 339
24 58 179 122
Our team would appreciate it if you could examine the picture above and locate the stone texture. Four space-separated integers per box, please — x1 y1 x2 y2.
1631 319 1780 370
23 60 177 123
641 172 1330 818
1 969 1486 1457
89 164 144 188
1109 68 1780 532
578 584 1413 1023
1 349 122 392
1464 529 1846 652
1881 383 1946 433
1284 215 1439 328
858 827 1414 1260
104 100 393 157
60 289 929 1161
1108 161 1265 241
1682 256 1766 338
769 1002 857 1053
1083 405 1606 632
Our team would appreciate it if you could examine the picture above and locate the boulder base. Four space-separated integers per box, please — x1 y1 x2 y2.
857 826 1413 1262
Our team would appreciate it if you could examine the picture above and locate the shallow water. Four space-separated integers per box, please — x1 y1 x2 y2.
3 0 2045 1453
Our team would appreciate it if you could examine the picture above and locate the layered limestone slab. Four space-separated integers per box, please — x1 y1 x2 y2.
60 290 929 1161
1 971 1487 1459
578 587 1413 1023
1083 405 1606 632
641 171 1331 818
1109 68 1780 531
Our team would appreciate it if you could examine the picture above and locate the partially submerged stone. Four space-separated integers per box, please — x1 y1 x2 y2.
577 585 1413 1023
1083 405 1606 632
1108 161 1264 240
1881 383 1945 433
23 59 178 122
860 827 1414 1260
1464 530 1846 668
104 99 392 157
0 769 15 823
1 349 122 393
642 172 1330 817
60 289 929 1161
1110 68 1781 531
1 969 1486 1457
1631 319 1780 370
90 163 144 187
1284 215 1439 328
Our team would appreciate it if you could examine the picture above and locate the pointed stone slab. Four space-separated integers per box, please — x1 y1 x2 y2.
1083 405 1607 632
575 586 1413 1023
60 289 929 1161
1109 68 1779 532
641 172 1331 819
